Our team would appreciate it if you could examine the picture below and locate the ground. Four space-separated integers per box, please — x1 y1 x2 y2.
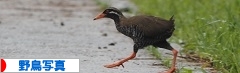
0 0 212 73
0 0 166 73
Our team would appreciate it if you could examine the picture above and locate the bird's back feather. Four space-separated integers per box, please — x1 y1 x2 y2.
121 15 174 38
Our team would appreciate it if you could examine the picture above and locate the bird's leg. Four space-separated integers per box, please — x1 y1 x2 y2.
104 44 140 68
104 52 136 68
165 49 178 73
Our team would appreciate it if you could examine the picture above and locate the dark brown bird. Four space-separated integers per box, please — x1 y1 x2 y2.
93 7 178 73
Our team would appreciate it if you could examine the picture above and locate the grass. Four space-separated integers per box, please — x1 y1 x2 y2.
94 0 109 10
147 47 197 73
132 0 240 73
147 46 162 59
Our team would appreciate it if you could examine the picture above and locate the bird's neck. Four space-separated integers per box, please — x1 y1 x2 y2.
112 16 126 26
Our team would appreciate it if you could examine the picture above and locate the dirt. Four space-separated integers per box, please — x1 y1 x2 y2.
0 0 215 73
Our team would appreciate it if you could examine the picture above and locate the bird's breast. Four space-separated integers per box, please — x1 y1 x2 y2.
116 26 140 39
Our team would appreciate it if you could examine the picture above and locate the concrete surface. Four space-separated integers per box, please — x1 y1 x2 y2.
0 0 215 73
0 0 166 73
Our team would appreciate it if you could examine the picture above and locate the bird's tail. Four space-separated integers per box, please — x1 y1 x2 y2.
169 15 175 23
169 15 175 27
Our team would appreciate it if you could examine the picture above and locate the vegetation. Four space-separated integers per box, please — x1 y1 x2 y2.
95 0 109 10
132 0 240 73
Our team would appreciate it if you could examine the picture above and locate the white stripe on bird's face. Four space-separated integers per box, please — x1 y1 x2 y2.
109 11 120 16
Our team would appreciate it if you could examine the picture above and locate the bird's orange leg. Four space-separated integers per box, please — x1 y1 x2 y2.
165 49 178 73
104 52 136 68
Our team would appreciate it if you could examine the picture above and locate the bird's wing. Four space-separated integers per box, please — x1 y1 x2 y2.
125 15 174 38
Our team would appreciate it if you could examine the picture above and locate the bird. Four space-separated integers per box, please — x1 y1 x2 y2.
93 7 178 73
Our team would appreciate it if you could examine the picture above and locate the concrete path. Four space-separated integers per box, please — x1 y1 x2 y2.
0 0 168 73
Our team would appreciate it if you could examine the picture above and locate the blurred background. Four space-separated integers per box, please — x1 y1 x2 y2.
97 0 240 72
0 0 239 73
130 0 240 73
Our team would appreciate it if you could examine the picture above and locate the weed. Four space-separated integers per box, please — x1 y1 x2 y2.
132 0 240 72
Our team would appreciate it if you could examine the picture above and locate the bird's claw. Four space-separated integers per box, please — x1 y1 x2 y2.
120 64 124 68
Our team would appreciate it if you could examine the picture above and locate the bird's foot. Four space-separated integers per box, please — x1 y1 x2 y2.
166 67 176 73
159 67 176 73
104 61 124 68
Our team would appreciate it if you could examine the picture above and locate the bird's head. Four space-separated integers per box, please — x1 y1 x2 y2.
93 7 123 20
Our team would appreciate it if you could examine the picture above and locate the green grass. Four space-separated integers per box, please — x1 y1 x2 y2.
94 0 109 10
178 67 193 73
147 46 162 59
147 47 199 73
132 0 240 73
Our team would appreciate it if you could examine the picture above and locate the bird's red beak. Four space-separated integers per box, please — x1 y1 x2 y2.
93 13 106 20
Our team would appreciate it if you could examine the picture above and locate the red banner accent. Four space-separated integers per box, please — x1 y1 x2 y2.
1 59 6 72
